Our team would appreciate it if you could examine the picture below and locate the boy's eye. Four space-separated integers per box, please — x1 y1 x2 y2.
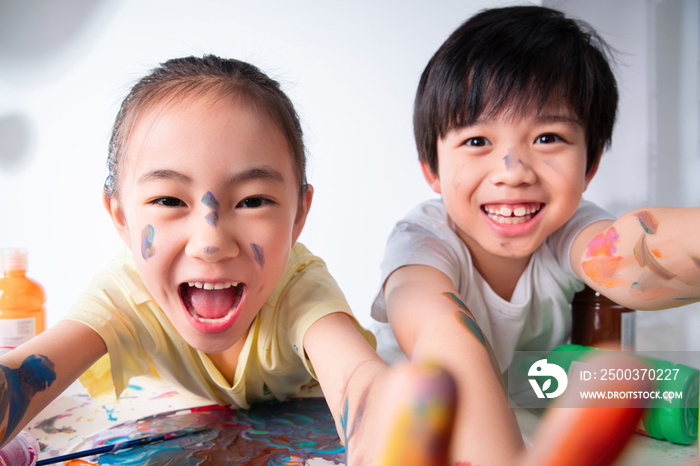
464 137 491 147
152 197 186 207
238 197 270 208
535 133 564 144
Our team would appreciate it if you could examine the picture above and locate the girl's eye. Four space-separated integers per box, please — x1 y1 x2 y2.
464 137 491 147
535 133 564 144
152 197 186 207
238 197 270 208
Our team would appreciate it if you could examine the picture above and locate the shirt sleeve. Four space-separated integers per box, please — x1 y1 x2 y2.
62 267 160 403
371 200 462 322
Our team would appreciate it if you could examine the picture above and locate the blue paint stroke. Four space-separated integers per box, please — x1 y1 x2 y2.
503 151 522 171
443 292 486 346
204 211 219 227
251 243 265 268
203 247 220 255
141 225 155 260
202 192 220 227
0 354 57 442
201 192 220 210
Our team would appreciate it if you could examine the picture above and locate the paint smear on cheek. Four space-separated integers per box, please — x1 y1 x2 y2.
581 227 625 288
141 225 155 260
251 243 265 268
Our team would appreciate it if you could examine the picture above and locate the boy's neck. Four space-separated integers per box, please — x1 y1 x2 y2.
464 238 532 302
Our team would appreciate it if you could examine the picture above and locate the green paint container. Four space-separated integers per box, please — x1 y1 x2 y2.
549 344 699 445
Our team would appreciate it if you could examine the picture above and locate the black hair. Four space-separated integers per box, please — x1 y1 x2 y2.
414 5 618 174
105 55 307 201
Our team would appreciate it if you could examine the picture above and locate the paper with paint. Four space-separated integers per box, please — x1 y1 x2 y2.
64 398 344 465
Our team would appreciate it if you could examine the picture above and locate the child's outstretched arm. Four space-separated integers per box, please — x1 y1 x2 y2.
571 207 700 309
383 264 524 465
0 320 106 448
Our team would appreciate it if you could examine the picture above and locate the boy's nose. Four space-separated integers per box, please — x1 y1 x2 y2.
185 217 240 262
489 151 537 186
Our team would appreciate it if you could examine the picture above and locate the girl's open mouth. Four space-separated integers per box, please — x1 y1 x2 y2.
482 203 543 225
179 281 244 327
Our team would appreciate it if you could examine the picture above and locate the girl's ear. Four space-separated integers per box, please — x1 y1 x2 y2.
292 184 314 244
102 192 131 248
583 149 603 191
420 161 442 194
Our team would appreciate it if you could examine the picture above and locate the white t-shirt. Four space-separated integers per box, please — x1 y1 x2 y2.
371 199 613 370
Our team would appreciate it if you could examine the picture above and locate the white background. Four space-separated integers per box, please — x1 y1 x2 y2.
1 0 698 350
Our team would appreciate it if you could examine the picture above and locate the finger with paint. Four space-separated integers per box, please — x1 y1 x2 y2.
520 350 652 466
376 362 457 466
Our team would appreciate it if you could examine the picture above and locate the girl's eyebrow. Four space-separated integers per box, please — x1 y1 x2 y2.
138 169 191 185
137 166 285 185
227 166 285 186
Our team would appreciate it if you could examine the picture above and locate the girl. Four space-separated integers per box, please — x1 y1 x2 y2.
0 55 390 463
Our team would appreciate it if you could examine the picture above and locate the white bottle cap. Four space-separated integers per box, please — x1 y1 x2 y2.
1 248 28 272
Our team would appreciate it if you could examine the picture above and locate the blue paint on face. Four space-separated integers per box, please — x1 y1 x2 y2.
141 225 156 260
202 192 220 227
201 192 220 210
205 211 219 227
251 243 265 268
203 247 220 255
0 354 57 442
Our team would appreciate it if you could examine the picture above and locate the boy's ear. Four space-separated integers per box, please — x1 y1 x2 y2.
102 192 131 248
420 161 442 194
292 184 314 244
583 149 603 191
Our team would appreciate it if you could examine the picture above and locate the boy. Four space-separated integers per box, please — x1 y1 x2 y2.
372 5 700 464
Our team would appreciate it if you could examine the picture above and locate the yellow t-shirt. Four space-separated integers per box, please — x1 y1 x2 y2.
63 243 375 408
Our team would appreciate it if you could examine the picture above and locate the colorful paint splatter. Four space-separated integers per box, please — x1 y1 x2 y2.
140 225 155 260
202 192 220 227
65 398 344 465
251 243 265 268
636 211 659 235
0 354 57 443
581 227 625 288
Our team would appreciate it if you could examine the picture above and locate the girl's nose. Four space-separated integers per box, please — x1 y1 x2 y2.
489 150 537 186
185 215 240 262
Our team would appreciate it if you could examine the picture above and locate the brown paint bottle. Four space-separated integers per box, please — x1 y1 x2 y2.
570 285 635 350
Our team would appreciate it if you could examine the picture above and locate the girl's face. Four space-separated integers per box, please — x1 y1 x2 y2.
108 94 311 354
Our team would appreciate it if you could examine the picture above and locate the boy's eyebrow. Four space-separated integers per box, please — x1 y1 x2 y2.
534 114 582 125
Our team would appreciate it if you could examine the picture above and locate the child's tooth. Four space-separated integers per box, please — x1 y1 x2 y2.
214 283 224 290
194 282 203 289
514 206 526 216
188 282 195 287
500 206 512 216
203 283 214 290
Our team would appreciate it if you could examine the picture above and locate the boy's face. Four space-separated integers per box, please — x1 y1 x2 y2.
424 107 597 265
108 95 311 354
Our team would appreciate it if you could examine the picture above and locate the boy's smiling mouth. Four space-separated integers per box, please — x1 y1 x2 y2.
179 282 244 329
482 203 543 225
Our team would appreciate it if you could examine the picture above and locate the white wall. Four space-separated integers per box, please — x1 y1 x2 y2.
0 0 516 328
1 0 698 349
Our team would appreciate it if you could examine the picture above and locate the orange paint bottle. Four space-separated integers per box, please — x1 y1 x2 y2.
0 249 46 355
